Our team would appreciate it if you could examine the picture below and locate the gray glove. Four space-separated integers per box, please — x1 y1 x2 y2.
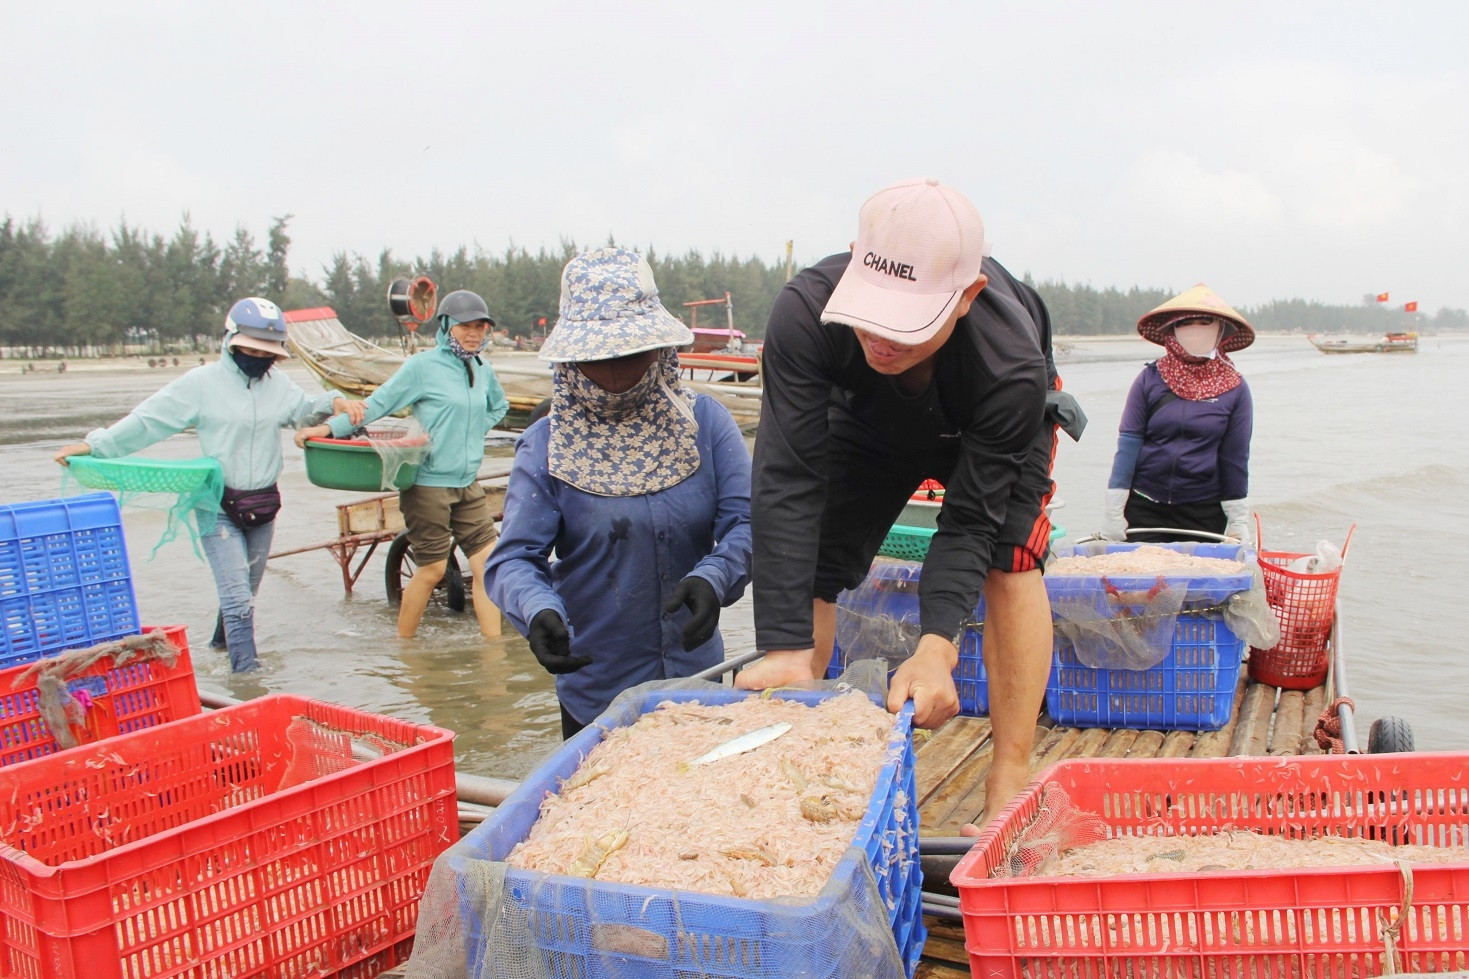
1101 488 1130 541
1221 499 1253 547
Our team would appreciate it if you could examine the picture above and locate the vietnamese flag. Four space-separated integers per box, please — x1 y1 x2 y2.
1405 301 1419 312
1376 292 1390 302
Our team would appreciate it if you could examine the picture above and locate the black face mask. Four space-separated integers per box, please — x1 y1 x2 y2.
231 348 275 379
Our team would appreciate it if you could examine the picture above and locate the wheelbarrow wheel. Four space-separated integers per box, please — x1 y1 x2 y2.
1367 715 1415 753
385 532 467 612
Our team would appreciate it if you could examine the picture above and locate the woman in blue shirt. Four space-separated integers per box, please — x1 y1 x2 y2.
485 248 753 738
1103 284 1255 545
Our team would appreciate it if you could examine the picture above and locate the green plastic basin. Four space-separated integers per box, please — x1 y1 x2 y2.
303 437 426 491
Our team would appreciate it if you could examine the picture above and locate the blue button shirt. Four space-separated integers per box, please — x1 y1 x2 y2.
485 394 753 724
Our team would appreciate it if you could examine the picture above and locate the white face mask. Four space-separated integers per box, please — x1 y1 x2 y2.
1174 320 1222 357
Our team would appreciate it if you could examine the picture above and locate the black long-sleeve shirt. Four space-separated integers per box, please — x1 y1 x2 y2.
752 252 1054 651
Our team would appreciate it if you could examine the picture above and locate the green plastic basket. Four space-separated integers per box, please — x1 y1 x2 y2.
878 524 937 561
303 437 425 491
877 523 1066 562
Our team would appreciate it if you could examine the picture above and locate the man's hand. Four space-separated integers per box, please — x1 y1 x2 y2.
734 649 817 690
527 609 591 675
333 397 368 426
664 576 720 651
54 442 92 467
294 424 332 449
888 634 960 729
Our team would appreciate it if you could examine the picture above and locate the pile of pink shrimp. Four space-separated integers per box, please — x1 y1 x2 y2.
505 692 896 899
1048 545 1245 577
1042 829 1469 877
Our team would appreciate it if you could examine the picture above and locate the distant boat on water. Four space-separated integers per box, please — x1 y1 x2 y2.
1307 331 1418 354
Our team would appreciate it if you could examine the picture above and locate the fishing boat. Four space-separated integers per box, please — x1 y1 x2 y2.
678 348 762 382
1308 330 1418 354
679 299 763 381
283 305 552 430
283 306 407 398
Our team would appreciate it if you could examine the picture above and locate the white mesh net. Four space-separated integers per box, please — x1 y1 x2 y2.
358 419 432 491
834 546 1278 678
833 557 925 674
277 715 408 792
987 782 1110 878
404 661 914 979
1048 541 1279 671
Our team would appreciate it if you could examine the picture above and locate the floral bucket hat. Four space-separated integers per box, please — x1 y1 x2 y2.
1137 283 1255 353
539 248 694 363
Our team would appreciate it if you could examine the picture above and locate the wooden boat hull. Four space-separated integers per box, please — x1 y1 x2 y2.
1309 332 1418 354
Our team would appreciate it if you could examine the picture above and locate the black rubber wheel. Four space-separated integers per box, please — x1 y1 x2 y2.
1367 716 1415 753
384 532 466 612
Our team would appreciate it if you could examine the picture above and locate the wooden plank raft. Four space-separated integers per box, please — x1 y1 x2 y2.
915 670 1333 836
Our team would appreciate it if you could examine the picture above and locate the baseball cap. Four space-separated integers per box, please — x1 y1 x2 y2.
821 178 989 345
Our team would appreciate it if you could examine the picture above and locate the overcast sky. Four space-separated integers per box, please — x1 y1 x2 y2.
6 1 1467 312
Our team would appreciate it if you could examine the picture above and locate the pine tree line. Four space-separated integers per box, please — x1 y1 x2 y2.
2 213 1462 357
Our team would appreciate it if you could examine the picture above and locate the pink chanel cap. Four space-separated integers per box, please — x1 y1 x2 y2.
821 178 989 345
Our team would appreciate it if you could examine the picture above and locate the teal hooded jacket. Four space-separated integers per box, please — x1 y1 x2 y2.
326 331 509 487
86 344 338 490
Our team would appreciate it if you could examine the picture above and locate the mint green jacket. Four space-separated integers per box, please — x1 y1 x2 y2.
86 351 337 490
326 338 509 487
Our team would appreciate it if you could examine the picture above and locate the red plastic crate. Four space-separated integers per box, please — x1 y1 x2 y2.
0 624 198 767
950 754 1469 978
0 694 457 979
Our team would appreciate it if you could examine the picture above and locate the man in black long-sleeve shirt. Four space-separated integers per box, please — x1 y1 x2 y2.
736 178 1084 824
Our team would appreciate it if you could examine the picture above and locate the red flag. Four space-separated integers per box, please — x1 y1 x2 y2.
1404 301 1418 312
1376 292 1390 302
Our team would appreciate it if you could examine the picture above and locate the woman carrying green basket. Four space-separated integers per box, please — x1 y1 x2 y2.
55 297 362 672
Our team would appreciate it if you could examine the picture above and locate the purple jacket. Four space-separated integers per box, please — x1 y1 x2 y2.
1110 362 1252 504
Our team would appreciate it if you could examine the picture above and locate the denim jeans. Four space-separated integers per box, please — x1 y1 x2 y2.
197 511 275 672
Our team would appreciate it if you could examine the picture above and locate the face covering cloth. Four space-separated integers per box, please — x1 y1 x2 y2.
548 347 699 497
1155 314 1242 400
231 348 276 380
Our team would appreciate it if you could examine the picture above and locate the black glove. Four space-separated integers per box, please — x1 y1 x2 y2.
527 609 591 675
663 576 720 651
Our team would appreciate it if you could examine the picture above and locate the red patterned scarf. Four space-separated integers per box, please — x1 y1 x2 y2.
1154 313 1243 400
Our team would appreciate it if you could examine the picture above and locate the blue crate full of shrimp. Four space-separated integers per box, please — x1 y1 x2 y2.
830 558 991 715
0 493 140 669
445 684 924 979
1043 541 1256 730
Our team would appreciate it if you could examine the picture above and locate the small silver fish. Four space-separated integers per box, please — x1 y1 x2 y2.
691 722 792 765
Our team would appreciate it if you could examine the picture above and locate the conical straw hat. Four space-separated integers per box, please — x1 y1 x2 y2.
1137 283 1255 352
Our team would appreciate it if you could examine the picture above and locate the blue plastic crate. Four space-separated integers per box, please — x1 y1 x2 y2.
1046 615 1246 730
0 493 139 668
831 560 991 715
459 686 924 979
1042 541 1253 730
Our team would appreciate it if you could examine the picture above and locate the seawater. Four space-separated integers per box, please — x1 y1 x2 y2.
0 334 1463 779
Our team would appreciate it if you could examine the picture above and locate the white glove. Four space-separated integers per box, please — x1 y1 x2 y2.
1221 499 1253 546
1101 488 1129 541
